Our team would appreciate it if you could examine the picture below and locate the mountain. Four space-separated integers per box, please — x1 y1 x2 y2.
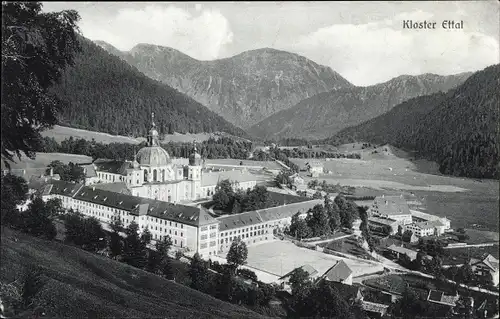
51 37 249 139
94 41 354 128
324 64 500 179
1 228 263 318
248 72 472 140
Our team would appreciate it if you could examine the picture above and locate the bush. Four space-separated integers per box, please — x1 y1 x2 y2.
237 268 258 281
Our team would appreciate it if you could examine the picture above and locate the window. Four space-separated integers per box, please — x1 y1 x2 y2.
180 232 183 237
201 234 207 240
200 243 207 249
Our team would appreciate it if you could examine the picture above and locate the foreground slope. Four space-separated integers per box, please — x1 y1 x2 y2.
52 37 249 138
0 229 263 318
249 72 471 140
95 41 354 128
326 64 500 179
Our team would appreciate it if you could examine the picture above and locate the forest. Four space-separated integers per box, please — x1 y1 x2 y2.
50 37 248 139
325 64 500 179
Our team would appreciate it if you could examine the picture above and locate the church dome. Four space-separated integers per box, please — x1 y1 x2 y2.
136 146 171 167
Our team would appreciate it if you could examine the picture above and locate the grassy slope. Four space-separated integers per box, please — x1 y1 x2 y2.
0 228 263 319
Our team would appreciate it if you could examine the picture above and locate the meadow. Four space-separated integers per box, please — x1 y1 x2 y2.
41 125 223 144
292 144 499 233
0 228 263 319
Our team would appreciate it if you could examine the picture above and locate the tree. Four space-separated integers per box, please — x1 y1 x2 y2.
306 204 331 237
212 179 234 211
325 196 341 232
147 236 172 275
288 213 312 239
1 174 28 226
312 191 323 199
122 221 147 269
188 253 210 292
402 230 414 243
2 2 81 167
19 197 57 240
227 237 248 274
294 280 352 318
108 214 124 259
288 267 311 296
64 210 105 252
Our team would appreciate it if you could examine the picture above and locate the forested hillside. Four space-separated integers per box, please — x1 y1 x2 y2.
96 41 353 128
249 72 471 140
51 37 249 138
325 64 500 179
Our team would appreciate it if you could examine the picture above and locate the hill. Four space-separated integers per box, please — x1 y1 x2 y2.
95 41 354 128
51 37 249 139
324 64 500 179
0 228 263 318
248 72 471 140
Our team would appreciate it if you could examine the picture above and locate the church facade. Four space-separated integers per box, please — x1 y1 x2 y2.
87 114 229 203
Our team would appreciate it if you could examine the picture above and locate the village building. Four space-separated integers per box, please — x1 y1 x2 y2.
370 195 413 225
386 244 418 262
404 220 446 238
306 162 323 177
469 254 499 287
278 264 319 292
319 260 354 285
217 199 323 252
368 216 401 235
410 209 451 230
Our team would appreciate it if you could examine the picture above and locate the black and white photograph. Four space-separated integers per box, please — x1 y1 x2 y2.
1 1 499 318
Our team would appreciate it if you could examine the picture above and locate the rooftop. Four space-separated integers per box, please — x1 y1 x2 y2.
368 216 399 226
217 211 264 232
201 170 263 187
279 264 319 280
387 244 418 260
373 195 411 216
361 301 389 314
321 260 353 283
46 181 217 227
91 182 132 195
427 290 459 306
414 220 445 229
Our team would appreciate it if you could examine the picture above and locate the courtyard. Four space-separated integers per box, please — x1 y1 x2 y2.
220 239 384 279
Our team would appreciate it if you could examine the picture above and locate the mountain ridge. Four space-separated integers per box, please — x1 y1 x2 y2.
324 64 499 179
248 71 472 140
52 37 249 139
94 40 354 128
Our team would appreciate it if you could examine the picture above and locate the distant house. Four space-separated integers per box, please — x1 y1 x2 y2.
368 216 400 235
370 195 412 225
410 209 451 230
404 219 446 238
289 173 306 191
306 162 323 177
279 264 320 291
361 301 390 318
319 260 353 285
325 281 363 305
387 244 418 262
469 254 499 287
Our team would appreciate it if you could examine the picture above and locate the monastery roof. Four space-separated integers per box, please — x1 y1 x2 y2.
373 196 410 216
217 211 264 232
79 164 97 177
413 220 445 229
216 198 322 232
49 180 84 197
91 182 131 195
93 159 132 175
257 199 323 222
201 170 260 187
46 181 217 227
322 260 353 283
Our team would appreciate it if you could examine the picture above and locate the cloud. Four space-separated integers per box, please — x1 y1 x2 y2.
288 10 499 86
79 4 233 60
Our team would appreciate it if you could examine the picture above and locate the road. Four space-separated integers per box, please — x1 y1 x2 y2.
443 242 499 249
305 234 355 245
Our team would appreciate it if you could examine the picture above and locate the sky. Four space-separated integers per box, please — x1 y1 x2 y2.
42 1 499 86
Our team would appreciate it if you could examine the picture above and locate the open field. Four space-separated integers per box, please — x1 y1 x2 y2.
0 228 262 319
1 152 93 170
41 125 233 144
237 240 383 278
291 144 499 233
